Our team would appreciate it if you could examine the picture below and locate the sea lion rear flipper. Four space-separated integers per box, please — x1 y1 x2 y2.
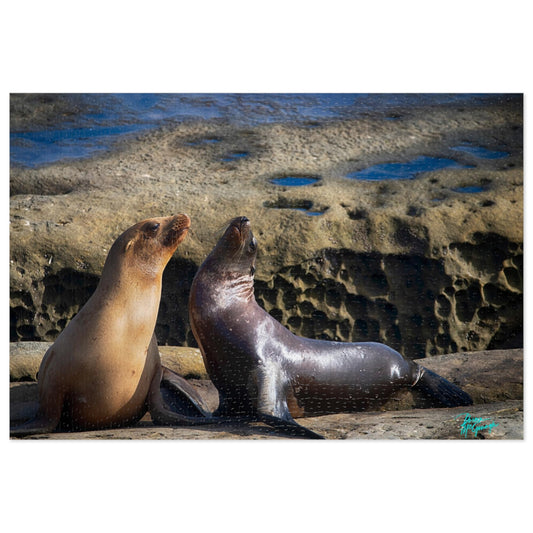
10 394 64 438
160 366 212 418
412 365 473 408
148 366 220 426
10 413 60 437
252 362 325 440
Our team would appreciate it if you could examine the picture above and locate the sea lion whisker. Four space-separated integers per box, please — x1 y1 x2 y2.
215 219 235 240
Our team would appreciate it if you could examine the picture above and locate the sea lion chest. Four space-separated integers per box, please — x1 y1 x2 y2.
40 285 161 428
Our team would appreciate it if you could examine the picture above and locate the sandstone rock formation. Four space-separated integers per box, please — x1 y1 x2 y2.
10 99 523 359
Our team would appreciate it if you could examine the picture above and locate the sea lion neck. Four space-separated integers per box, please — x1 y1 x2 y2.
95 257 163 307
193 215 257 304
222 273 255 303
102 238 163 285
198 257 255 303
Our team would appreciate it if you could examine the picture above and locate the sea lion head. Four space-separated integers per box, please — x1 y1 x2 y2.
210 216 257 277
109 213 191 279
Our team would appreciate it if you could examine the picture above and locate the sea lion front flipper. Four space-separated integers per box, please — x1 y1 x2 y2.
252 361 325 440
255 413 325 440
159 366 212 418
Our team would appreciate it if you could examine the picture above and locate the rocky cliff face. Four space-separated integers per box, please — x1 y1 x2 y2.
10 100 523 358
254 232 522 359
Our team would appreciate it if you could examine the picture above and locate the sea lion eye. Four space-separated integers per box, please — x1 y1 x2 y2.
249 238 257 251
146 222 160 235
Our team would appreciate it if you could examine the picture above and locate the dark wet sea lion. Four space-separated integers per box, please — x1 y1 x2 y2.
11 214 213 438
189 216 473 439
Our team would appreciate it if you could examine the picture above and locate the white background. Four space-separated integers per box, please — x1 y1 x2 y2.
1 2 530 532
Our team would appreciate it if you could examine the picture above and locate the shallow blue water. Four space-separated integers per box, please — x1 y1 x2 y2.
294 208 325 216
452 185 486 193
451 144 509 159
220 151 250 162
271 207 325 216
271 176 320 186
10 123 154 167
346 156 473 181
10 93 515 168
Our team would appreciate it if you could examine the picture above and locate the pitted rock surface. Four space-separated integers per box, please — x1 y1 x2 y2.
10 101 523 358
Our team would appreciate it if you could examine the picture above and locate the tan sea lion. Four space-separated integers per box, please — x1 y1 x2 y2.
189 216 473 439
11 214 212 437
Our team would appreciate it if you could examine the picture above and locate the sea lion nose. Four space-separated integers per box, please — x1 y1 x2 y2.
240 216 249 223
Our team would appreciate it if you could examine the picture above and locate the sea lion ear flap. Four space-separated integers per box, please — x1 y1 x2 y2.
124 239 134 253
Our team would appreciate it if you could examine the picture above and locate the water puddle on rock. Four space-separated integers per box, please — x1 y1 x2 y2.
432 182 489 202
346 156 473 181
270 175 321 186
297 209 325 216
10 124 154 167
452 185 485 194
452 185 486 193
220 151 250 162
451 144 509 159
